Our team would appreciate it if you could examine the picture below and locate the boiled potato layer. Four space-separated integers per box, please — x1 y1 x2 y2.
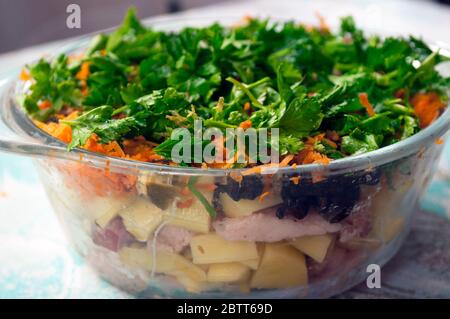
119 198 163 241
119 246 206 282
291 234 333 263
190 234 259 264
163 198 211 233
207 262 251 283
219 192 282 218
251 243 308 289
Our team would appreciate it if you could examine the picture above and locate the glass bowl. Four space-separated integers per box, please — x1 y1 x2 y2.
0 16 449 298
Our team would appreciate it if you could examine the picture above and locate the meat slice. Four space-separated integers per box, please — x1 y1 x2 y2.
92 217 134 252
213 212 341 242
147 225 194 253
339 198 373 243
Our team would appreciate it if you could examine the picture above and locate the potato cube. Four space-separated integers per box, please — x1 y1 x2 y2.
291 234 333 263
250 243 307 289
119 197 163 241
119 246 206 282
190 234 258 264
207 263 251 283
220 192 282 218
164 198 211 234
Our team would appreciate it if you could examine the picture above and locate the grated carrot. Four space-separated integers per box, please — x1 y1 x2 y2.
412 92 445 128
177 198 194 209
280 154 294 167
435 138 444 145
358 93 376 117
239 119 252 130
76 61 90 81
243 102 251 111
323 138 337 149
38 100 52 110
196 183 217 191
241 166 262 176
180 187 191 196
230 170 244 182
290 176 301 185
20 69 31 81
259 191 270 202
326 130 340 142
312 172 325 183
316 12 330 33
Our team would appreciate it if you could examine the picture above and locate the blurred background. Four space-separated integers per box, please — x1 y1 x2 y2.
0 0 227 53
0 0 449 54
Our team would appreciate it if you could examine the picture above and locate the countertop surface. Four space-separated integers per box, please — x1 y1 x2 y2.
0 0 450 298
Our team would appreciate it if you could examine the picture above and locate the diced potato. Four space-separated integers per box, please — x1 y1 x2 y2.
119 246 206 282
239 281 251 294
190 234 258 264
207 262 251 283
241 243 263 269
250 243 308 289
340 237 382 251
119 198 163 241
377 216 405 243
240 258 260 270
220 192 282 218
88 195 133 227
291 234 333 263
164 197 211 234
175 274 207 293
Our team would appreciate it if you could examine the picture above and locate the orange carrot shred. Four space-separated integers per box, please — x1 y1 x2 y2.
358 93 376 117
76 62 90 81
38 100 52 110
280 154 294 167
177 198 194 209
259 191 270 202
241 166 262 176
20 69 31 81
412 92 445 128
239 119 252 130
323 138 337 149
435 138 444 145
196 183 217 191
316 12 330 33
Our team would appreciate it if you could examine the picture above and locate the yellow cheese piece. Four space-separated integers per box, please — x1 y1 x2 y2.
119 246 206 282
207 262 251 283
250 243 308 289
163 198 211 234
291 234 333 263
220 192 282 218
380 217 405 243
239 258 260 270
190 234 258 264
119 198 163 241
92 196 133 228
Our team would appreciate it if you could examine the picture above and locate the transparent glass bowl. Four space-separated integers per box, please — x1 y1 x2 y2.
0 16 449 298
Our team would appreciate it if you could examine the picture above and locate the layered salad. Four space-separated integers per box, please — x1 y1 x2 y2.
19 9 449 295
